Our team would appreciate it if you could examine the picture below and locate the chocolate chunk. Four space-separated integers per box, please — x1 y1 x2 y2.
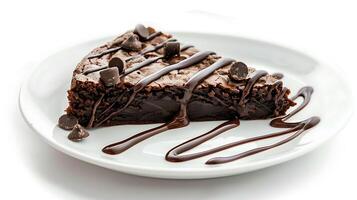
58 114 78 130
100 67 119 87
134 24 149 39
121 35 142 51
68 124 89 142
272 73 284 80
229 62 248 82
109 56 126 74
164 42 180 59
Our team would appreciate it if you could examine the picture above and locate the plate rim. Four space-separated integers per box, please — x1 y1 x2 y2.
19 32 354 179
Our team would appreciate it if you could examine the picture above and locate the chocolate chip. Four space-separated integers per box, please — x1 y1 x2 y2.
229 62 248 82
134 24 149 39
121 35 142 51
108 56 125 74
68 124 89 142
100 67 119 87
272 73 284 80
164 42 180 59
58 114 78 130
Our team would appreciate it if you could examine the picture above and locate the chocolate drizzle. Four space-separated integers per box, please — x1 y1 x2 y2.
126 38 177 61
145 31 162 41
87 46 122 59
180 44 194 51
239 70 268 105
123 56 162 76
87 94 105 128
122 40 190 76
166 86 320 164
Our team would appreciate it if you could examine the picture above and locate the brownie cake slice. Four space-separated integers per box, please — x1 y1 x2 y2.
66 24 295 128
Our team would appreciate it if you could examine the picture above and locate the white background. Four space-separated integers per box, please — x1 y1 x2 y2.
1 0 356 199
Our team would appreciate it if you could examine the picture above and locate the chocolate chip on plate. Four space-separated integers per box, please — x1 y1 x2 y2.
164 42 180 59
68 124 89 142
229 62 248 82
100 67 120 87
134 24 150 39
58 114 78 130
109 56 126 74
121 35 142 51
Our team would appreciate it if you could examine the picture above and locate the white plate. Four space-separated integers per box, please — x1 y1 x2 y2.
19 32 352 179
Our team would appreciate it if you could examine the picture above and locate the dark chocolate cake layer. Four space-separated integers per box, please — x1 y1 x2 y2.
66 25 295 128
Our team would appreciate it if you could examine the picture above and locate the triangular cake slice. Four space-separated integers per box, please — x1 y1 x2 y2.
66 24 295 128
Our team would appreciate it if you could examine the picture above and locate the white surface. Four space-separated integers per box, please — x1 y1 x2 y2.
19 32 352 179
1 0 357 198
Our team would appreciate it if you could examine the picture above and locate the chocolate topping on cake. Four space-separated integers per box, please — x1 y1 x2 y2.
108 55 126 74
99 67 120 87
134 24 150 40
164 42 180 59
229 62 249 82
121 35 142 51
